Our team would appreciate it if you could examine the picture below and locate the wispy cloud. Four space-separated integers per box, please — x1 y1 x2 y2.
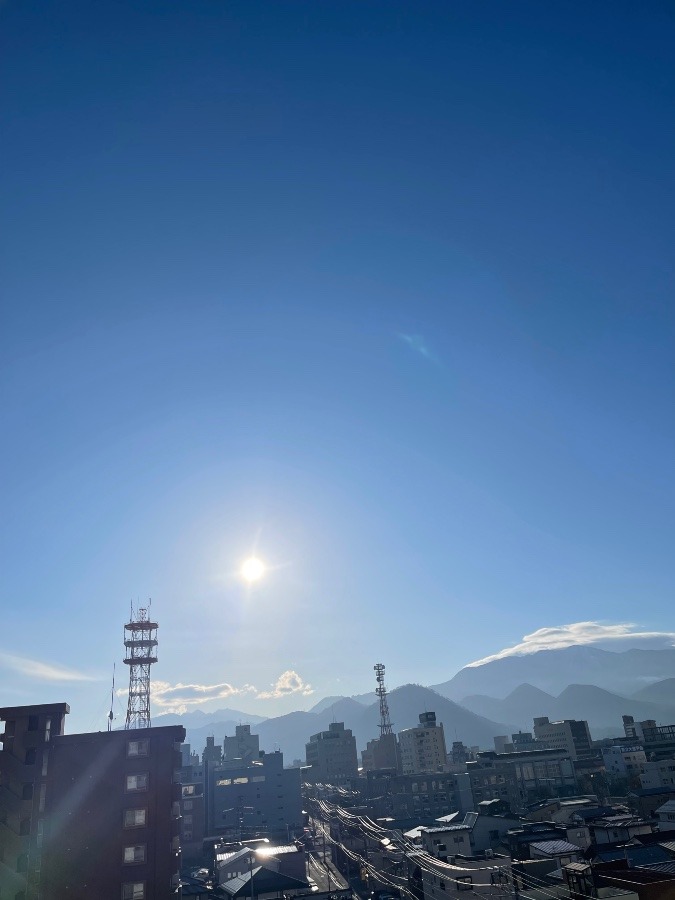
0 651 97 682
398 333 439 365
256 670 313 700
468 622 675 667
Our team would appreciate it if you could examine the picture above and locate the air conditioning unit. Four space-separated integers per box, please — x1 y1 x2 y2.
485 849 494 858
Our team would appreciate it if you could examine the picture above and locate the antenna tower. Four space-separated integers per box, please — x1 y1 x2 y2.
124 603 158 729
374 662 393 736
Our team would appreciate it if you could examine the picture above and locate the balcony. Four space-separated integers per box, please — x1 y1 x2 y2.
0 816 24 851
0 856 26 895
0 783 25 813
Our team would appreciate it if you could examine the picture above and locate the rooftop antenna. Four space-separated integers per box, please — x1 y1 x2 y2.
124 601 158 729
108 662 116 732
374 663 393 736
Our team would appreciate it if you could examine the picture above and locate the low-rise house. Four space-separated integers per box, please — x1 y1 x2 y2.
414 851 512 900
655 800 675 830
589 815 655 846
529 839 583 867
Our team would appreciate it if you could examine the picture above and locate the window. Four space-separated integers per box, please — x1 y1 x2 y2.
24 749 36 766
183 800 193 810
127 740 148 758
439 882 445 891
122 883 145 900
124 809 147 828
27 715 39 732
42 751 49 777
21 784 33 801
184 815 192 825
457 878 473 891
126 774 148 792
123 845 146 864
38 783 46 813
19 819 31 836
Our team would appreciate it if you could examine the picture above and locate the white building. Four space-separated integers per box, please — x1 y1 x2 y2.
533 718 592 760
417 852 512 900
640 757 675 789
601 745 646 778
399 712 448 774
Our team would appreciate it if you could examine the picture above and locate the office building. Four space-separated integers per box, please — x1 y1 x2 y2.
210 750 303 838
305 722 358 784
533 718 593 760
223 724 260 764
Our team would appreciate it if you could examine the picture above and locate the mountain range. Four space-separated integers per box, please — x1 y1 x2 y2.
430 646 675 699
166 684 506 763
154 645 675 758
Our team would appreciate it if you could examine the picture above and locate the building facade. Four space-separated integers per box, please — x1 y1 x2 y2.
601 745 646 778
533 718 593 760
41 724 185 900
305 723 358 784
210 750 303 838
361 733 399 773
398 712 448 775
0 703 69 900
223 725 260 764
467 749 577 814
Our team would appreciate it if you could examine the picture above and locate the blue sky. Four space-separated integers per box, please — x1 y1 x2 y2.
1 0 673 732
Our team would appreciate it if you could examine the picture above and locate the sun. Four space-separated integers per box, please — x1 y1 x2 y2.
240 556 266 583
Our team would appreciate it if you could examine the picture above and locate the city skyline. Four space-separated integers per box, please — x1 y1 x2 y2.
2 0 673 735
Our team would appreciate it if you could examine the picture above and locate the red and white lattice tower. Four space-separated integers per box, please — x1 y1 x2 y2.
124 604 158 729
374 662 393 736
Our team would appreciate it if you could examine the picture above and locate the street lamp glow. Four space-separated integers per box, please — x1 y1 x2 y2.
240 556 265 583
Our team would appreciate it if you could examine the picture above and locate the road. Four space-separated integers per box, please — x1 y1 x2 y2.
307 850 348 893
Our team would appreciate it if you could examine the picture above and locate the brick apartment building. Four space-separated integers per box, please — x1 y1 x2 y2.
41 724 185 900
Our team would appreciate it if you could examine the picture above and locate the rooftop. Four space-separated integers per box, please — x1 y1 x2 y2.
530 840 581 856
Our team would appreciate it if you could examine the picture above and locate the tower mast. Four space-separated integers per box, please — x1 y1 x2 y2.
124 603 158 729
374 662 393 736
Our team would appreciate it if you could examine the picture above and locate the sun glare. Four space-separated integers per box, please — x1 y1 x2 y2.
241 556 266 583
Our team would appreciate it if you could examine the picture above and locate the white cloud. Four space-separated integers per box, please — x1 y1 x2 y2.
115 669 314 713
0 651 97 682
468 622 675 667
117 680 257 715
256 670 313 700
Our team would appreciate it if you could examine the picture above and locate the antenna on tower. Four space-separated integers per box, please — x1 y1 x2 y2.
123 602 158 729
108 662 116 732
374 663 393 736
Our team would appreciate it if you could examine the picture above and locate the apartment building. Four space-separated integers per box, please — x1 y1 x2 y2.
0 702 69 900
398 712 448 775
41 724 185 900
